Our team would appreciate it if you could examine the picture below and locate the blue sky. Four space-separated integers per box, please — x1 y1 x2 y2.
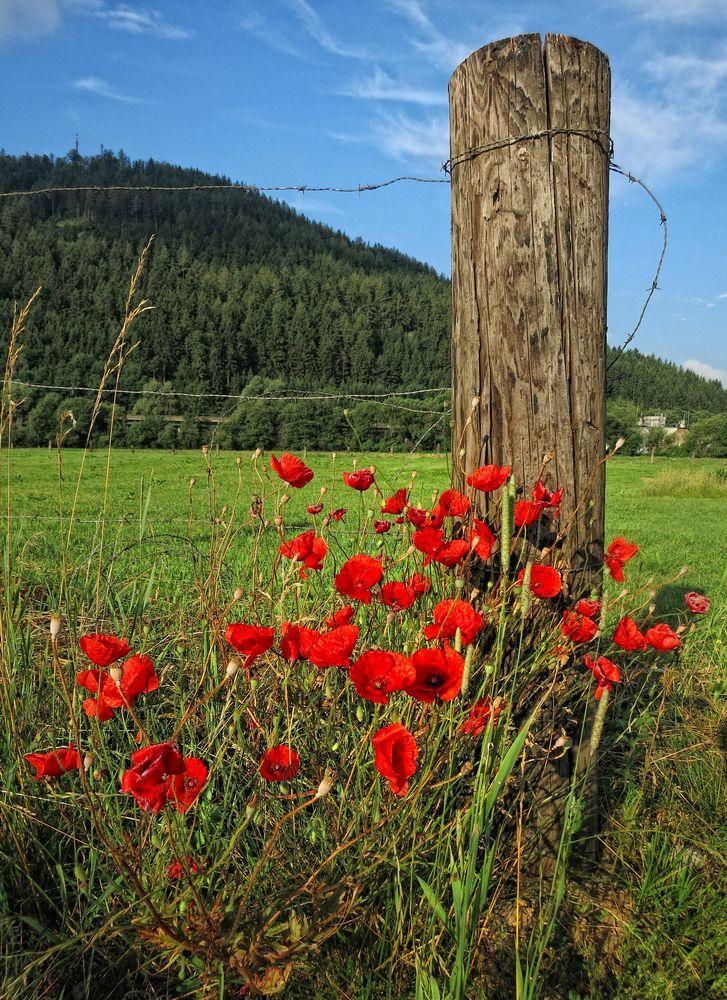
1 0 726 386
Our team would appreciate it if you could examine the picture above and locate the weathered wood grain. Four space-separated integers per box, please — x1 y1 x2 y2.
449 33 610 597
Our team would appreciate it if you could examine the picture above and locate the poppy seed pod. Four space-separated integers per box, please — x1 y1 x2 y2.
189 477 196 488
233 587 244 601
226 657 241 678
109 665 123 684
50 615 62 638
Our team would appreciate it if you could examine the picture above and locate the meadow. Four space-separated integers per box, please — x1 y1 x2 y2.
1 446 725 1000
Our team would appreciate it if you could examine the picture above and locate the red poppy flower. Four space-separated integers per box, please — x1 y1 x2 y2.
372 723 419 797
25 743 81 780
685 591 710 614
329 507 347 521
574 598 602 618
408 572 431 595
412 527 444 567
374 520 392 534
466 464 511 492
379 581 417 612
307 503 324 515
349 650 415 704
381 488 409 514
269 452 314 489
121 741 185 814
514 500 546 527
77 654 159 719
460 697 503 737
560 611 598 644
259 745 300 782
324 605 355 629
470 518 495 561
422 599 483 646
407 507 429 527
604 537 639 582
167 757 207 813
225 623 276 670
433 539 470 568
437 489 470 517
279 531 327 578
516 564 562 599
334 554 383 604
165 855 199 879
308 624 360 668
644 623 681 651
424 505 445 529
280 622 321 662
406 644 465 703
612 616 646 651
343 469 375 491
79 633 132 668
533 480 564 511
584 654 621 700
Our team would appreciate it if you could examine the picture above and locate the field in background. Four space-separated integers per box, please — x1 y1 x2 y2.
5 450 726 605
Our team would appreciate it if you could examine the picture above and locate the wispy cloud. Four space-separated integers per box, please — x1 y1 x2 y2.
0 0 61 42
624 0 727 22
240 11 302 58
343 66 446 106
95 4 192 40
682 358 727 387
282 195 344 217
285 0 370 59
371 110 449 165
72 75 148 102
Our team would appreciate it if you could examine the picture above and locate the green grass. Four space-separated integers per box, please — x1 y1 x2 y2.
1 447 725 999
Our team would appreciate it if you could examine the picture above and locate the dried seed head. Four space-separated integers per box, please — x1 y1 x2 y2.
648 603 656 615
253 448 262 459
470 396 480 411
613 437 626 452
109 665 123 684
321 515 331 528
201 444 209 457
280 494 290 506
233 587 244 602
220 504 228 517
226 657 241 678
543 451 555 465
83 753 94 771
236 455 242 467
319 486 327 496
50 615 62 638
678 565 689 577
273 514 283 528
189 477 196 488
470 588 481 601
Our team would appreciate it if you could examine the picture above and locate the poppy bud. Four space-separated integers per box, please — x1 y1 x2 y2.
280 494 290 506
332 452 337 461
226 657 241 678
83 753 94 770
236 455 242 467
470 396 480 411
355 704 365 722
221 504 229 517
189 477 196 488
470 588 480 601
315 774 335 799
274 515 283 528
410 471 417 480
201 444 209 457
319 486 327 496
321 515 330 529
109 665 123 684
50 615 61 638
253 448 262 459
233 587 244 602
613 437 626 452
648 603 656 614
676 624 687 635
454 578 464 590
678 565 689 577
369 465 375 475
543 451 555 464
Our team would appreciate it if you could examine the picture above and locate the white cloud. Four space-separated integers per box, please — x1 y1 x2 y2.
625 0 727 22
343 67 446 106
718 292 727 298
285 0 370 59
372 111 449 165
96 4 192 40
240 12 301 57
0 0 61 41
682 358 727 387
72 75 148 102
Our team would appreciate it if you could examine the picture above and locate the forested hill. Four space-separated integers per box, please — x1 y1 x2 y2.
1 150 725 450
0 149 450 397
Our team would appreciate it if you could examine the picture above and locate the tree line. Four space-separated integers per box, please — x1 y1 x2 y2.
1 150 726 455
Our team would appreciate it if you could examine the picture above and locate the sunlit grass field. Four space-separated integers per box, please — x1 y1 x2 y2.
5 449 726 605
1 447 725 999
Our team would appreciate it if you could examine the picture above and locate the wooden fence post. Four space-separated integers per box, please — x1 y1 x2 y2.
449 33 610 598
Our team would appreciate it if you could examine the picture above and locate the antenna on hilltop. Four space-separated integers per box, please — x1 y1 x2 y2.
75 134 79 153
